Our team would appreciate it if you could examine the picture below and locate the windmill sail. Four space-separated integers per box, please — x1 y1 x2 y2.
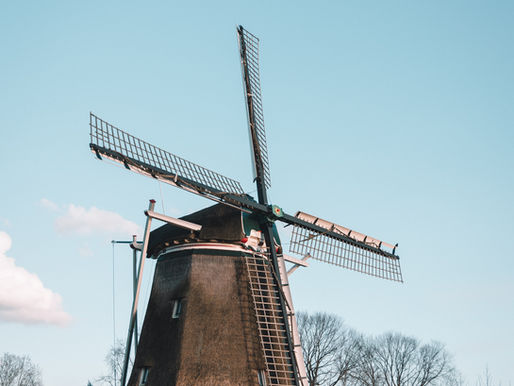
89 113 245 200
245 254 298 384
288 212 403 282
237 26 271 190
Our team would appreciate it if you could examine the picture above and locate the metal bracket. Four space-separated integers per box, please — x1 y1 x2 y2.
145 210 202 232
286 254 311 276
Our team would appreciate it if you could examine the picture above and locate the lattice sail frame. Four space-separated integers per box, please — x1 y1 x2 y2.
238 26 272 190
289 212 403 282
89 113 245 196
245 253 298 385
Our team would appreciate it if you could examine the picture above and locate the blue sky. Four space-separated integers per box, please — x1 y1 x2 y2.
1 1 513 385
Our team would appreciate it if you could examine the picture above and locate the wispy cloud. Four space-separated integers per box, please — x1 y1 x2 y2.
40 198 59 211
0 231 72 326
56 204 141 236
41 199 141 237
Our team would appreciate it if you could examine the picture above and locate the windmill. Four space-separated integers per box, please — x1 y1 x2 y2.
89 26 403 386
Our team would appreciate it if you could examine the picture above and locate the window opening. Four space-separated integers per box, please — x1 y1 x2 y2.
139 367 150 385
258 369 267 386
171 298 182 319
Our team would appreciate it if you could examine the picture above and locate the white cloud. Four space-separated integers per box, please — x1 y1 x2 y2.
40 198 59 211
0 231 72 326
55 204 141 237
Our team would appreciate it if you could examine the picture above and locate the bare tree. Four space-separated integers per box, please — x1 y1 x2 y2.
373 333 419 386
349 342 383 386
334 329 364 385
297 312 460 386
0 353 42 386
414 341 458 386
356 332 458 386
297 312 362 386
95 340 132 386
476 366 504 386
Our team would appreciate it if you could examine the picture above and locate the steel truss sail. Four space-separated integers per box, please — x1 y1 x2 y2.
238 25 271 190
90 113 245 197
288 212 402 282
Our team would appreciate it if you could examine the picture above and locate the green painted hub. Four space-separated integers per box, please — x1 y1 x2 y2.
242 212 282 246
270 204 283 218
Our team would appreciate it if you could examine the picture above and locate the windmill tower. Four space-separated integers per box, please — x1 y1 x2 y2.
89 26 403 386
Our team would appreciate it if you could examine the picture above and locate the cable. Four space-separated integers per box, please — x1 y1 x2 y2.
111 242 117 384
158 181 166 215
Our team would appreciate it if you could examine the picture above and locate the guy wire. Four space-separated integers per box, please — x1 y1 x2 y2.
111 242 117 384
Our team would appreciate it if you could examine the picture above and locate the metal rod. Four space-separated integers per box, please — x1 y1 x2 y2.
120 199 155 386
283 254 310 268
145 210 202 231
286 254 311 276
132 235 139 351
